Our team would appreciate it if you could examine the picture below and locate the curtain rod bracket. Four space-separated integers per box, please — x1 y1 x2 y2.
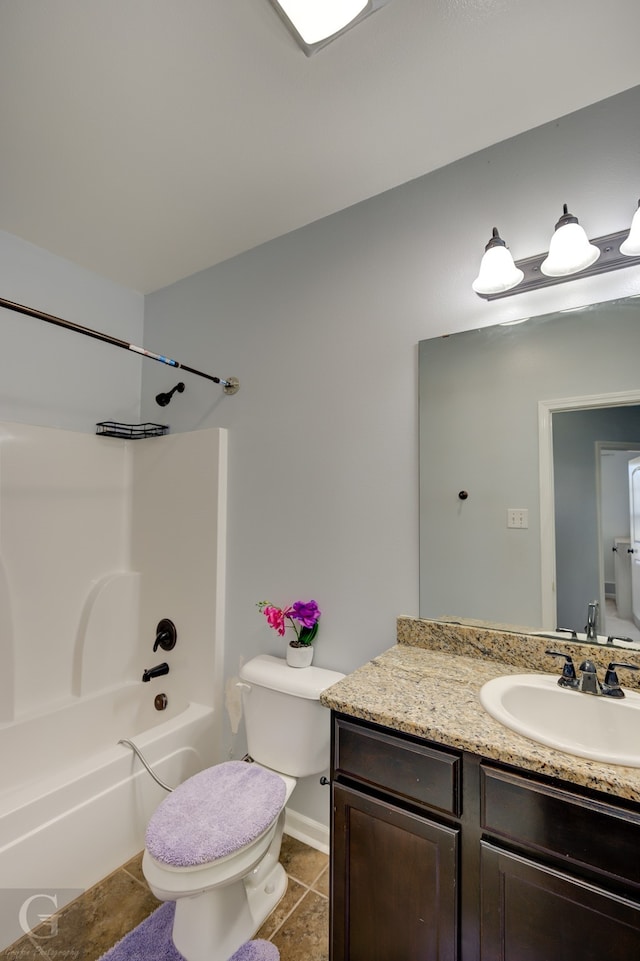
223 377 240 395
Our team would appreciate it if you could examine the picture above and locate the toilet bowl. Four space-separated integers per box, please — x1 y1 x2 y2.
141 654 344 961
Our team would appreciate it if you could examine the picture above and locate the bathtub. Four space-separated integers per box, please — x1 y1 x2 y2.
0 684 216 950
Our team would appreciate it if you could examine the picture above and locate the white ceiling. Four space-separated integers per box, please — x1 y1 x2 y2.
1 0 639 294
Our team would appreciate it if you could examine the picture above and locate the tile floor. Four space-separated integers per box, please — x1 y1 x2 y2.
604 596 640 642
0 835 329 961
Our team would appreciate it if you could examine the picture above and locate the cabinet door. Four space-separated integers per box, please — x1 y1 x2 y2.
332 783 459 961
480 842 640 961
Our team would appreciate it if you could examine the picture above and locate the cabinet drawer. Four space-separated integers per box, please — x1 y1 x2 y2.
481 764 640 887
481 841 640 960
333 715 461 816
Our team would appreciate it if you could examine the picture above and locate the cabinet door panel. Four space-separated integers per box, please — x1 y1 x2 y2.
480 842 640 961
332 783 459 961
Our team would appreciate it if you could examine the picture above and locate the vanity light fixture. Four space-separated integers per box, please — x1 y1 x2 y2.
540 204 600 277
474 199 640 301
620 199 640 256
472 228 524 296
268 0 390 56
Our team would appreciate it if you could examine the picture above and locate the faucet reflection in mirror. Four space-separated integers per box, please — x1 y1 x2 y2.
473 199 640 299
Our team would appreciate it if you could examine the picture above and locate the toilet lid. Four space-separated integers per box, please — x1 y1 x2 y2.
145 760 287 867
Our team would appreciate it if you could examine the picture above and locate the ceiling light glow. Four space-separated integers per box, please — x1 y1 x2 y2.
269 1 389 55
276 0 368 44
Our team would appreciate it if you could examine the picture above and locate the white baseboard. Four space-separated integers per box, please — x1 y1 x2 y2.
284 807 330 855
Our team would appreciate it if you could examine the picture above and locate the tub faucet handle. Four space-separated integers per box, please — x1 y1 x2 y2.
153 618 177 652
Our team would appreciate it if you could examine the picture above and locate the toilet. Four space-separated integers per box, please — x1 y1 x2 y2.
142 654 344 961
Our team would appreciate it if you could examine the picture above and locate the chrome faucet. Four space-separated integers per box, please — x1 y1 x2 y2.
577 659 602 695
547 650 639 697
585 600 599 641
580 659 640 696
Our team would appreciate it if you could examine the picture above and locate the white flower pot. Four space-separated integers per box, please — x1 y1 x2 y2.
286 644 314 668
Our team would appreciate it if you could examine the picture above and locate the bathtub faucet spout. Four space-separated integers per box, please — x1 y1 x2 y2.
142 662 169 682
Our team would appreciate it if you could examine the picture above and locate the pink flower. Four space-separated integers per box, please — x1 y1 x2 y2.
257 599 321 645
262 605 292 636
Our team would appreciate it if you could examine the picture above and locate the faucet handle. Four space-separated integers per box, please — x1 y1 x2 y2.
603 662 640 698
153 618 177 652
546 650 578 688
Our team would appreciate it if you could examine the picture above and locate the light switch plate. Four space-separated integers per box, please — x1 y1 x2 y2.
507 508 528 529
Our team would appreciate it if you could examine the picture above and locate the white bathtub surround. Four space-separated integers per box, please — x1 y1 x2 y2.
132 428 228 717
0 424 134 720
0 701 214 950
0 423 228 951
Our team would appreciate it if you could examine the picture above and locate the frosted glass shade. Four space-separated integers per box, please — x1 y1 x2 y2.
620 202 640 256
269 0 389 54
540 222 600 277
274 0 367 43
472 245 524 295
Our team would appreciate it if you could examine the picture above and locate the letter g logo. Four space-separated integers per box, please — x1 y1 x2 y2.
18 893 59 938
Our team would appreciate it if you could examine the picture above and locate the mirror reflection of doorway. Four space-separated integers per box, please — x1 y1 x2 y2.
552 403 640 639
599 445 640 642
629 455 640 634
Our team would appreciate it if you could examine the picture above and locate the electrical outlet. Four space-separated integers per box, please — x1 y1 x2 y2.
507 508 528 529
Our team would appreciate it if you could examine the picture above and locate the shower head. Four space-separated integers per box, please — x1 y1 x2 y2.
155 382 185 407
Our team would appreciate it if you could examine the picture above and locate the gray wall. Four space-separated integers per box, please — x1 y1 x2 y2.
142 85 640 825
0 231 143 430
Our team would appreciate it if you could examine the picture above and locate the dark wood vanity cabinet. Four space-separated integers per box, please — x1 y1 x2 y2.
332 783 458 961
329 712 640 961
330 714 465 961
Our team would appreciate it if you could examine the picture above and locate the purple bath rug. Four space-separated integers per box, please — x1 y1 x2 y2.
98 901 279 961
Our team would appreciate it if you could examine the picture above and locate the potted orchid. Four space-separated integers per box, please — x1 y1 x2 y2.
257 599 321 668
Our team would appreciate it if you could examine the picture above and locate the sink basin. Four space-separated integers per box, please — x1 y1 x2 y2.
479 674 640 767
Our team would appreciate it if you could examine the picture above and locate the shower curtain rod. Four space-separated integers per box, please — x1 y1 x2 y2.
0 295 240 394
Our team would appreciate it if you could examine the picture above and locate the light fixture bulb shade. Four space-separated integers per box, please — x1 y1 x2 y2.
540 208 600 277
472 244 524 295
620 201 640 256
269 0 389 55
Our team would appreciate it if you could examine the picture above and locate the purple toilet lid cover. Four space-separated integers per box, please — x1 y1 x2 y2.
145 760 286 867
229 941 280 961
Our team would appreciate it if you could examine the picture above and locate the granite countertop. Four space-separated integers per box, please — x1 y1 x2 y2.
319 618 640 804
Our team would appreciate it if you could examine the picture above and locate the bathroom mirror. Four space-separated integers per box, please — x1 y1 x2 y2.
419 295 640 648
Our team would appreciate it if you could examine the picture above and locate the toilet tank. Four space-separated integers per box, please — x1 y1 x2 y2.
239 655 345 778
